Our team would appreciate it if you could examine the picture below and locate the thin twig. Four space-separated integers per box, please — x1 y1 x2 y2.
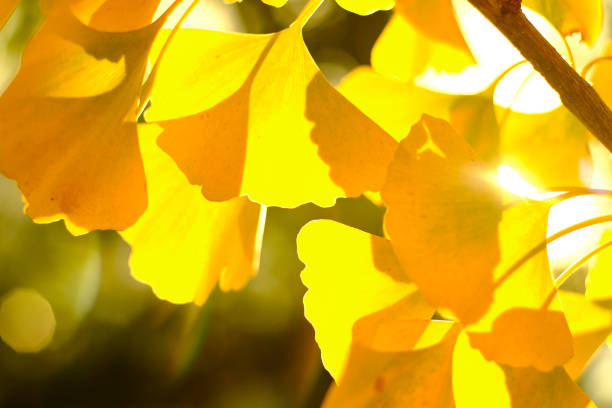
466 0 612 152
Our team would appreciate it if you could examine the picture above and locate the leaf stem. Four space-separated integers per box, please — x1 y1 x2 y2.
294 0 324 28
466 0 612 153
139 0 201 114
494 214 612 288
554 237 612 288
581 56 612 79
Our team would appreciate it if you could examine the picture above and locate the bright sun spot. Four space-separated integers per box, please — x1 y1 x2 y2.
497 164 538 198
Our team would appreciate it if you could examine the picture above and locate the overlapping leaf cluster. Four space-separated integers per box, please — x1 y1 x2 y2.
2 0 612 405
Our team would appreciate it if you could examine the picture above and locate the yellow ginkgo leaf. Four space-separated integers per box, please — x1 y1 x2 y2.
338 66 452 141
590 45 612 109
453 331 590 408
144 3 397 208
586 229 612 308
0 0 19 30
0 2 180 233
466 201 574 371
499 106 590 188
382 114 503 324
40 0 162 31
339 67 499 164
298 220 429 379
334 0 393 16
323 321 460 407
372 12 474 82
394 0 471 54
523 0 603 45
120 125 262 305
558 290 612 379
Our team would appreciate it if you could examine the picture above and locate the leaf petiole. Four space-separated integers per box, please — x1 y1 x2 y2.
495 214 612 288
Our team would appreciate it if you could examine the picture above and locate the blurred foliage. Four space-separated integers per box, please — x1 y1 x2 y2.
0 1 392 406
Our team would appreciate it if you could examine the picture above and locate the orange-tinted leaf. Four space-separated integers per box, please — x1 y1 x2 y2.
40 0 162 30
120 125 262 305
382 115 503 324
0 4 176 232
523 0 603 45
145 23 396 208
323 322 460 407
298 220 428 379
590 45 612 109
0 0 19 30
466 200 574 371
449 94 499 166
469 308 572 371
502 365 590 407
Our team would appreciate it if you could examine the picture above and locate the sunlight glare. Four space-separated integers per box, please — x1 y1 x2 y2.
417 1 565 113
497 164 538 198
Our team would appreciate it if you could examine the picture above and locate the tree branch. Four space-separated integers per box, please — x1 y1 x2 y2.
466 0 612 152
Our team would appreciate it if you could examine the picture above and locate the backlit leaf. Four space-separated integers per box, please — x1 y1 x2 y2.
323 321 460 407
298 220 429 379
145 12 397 208
586 229 612 308
498 106 590 188
523 0 603 45
334 0 394 16
338 66 451 140
590 44 612 109
0 0 19 30
382 114 503 324
466 201 574 371
372 11 474 82
0 3 178 232
558 290 612 379
120 125 262 305
454 331 590 407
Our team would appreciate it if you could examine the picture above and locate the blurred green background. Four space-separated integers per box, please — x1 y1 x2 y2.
1 0 612 407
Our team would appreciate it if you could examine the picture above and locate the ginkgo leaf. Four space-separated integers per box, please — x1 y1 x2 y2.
323 321 460 407
558 290 612 379
144 4 397 208
0 0 19 30
466 200 574 371
381 115 573 369
523 0 603 45
333 0 393 15
39 0 162 31
590 45 612 109
298 219 430 379
449 94 500 166
453 331 590 408
338 66 452 140
395 0 470 53
586 230 612 308
0 3 179 233
498 106 590 188
120 125 262 305
339 67 500 165
372 12 474 82
381 114 503 324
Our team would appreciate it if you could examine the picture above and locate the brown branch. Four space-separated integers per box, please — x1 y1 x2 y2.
466 0 612 152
